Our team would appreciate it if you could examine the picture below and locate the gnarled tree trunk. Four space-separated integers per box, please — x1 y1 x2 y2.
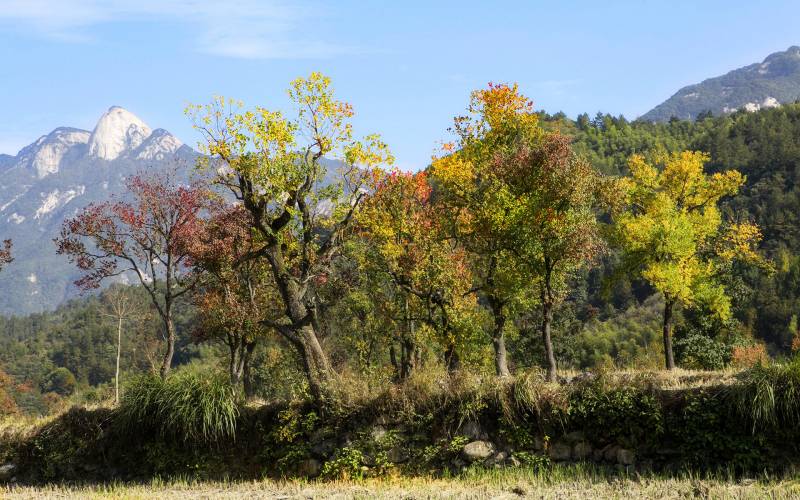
265 244 333 403
297 323 333 401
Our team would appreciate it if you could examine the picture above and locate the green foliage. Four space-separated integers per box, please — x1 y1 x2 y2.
18 407 111 481
0 284 200 415
320 447 367 480
674 334 728 370
572 295 664 369
418 435 471 470
510 451 551 469
728 357 800 432
115 369 241 445
672 391 767 471
40 367 77 396
566 378 664 448
272 407 319 444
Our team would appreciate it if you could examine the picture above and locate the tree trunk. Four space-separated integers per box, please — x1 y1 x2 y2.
400 337 416 379
390 344 399 377
242 341 256 400
444 343 460 373
663 297 676 370
115 315 122 405
297 324 332 403
487 294 511 377
268 245 333 402
399 297 416 380
541 287 557 383
229 340 241 387
493 334 510 378
159 311 175 380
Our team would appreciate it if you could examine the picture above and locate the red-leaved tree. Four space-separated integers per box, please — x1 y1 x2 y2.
55 173 212 379
187 204 283 397
0 239 11 271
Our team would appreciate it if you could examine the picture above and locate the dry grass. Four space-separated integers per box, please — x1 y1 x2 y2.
559 367 741 390
3 466 800 499
0 414 54 455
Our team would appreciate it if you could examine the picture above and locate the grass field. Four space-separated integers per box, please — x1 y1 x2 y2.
3 465 800 499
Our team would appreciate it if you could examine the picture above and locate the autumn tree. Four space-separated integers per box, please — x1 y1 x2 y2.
55 173 212 379
189 205 282 398
615 151 763 370
431 83 543 377
499 134 609 382
359 170 478 374
433 83 607 381
0 239 11 271
187 73 392 401
0 367 19 416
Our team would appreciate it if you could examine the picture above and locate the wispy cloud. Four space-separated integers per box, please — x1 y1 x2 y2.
0 0 356 58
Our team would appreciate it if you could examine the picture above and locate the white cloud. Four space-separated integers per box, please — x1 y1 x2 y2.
0 0 355 58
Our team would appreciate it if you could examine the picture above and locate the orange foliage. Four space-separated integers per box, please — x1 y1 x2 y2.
0 367 19 415
730 344 770 368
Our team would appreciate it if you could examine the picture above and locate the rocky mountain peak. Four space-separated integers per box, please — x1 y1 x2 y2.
14 127 90 179
0 107 194 314
88 106 153 160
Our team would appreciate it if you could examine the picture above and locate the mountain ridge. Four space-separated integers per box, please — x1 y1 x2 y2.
0 107 195 315
640 46 800 122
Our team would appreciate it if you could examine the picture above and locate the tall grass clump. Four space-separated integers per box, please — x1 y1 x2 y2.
728 356 800 432
115 370 241 445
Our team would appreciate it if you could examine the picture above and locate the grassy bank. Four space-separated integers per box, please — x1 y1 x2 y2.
3 465 800 499
2 362 800 484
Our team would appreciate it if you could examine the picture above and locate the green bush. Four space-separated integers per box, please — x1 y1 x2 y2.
115 370 241 446
567 379 663 448
674 333 728 370
41 368 77 396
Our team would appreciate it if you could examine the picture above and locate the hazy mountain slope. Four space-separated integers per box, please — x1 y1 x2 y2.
0 107 195 315
640 46 800 122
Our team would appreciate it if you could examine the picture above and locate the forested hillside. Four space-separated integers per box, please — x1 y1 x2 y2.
545 105 800 354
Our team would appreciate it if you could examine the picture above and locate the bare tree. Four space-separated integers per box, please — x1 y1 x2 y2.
100 286 136 404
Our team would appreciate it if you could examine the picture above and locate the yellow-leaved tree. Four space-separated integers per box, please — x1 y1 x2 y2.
615 151 764 370
187 73 393 402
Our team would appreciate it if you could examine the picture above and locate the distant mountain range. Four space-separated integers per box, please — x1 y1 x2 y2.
640 46 800 122
0 107 195 315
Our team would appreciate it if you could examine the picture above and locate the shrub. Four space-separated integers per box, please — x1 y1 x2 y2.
730 344 769 368
41 368 77 396
115 370 241 445
728 358 800 431
566 378 663 448
320 447 367 480
674 333 728 370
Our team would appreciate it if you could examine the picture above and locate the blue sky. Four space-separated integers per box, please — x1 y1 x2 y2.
1 0 799 170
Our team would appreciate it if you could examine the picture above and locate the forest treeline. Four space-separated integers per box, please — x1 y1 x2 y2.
2 75 800 414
